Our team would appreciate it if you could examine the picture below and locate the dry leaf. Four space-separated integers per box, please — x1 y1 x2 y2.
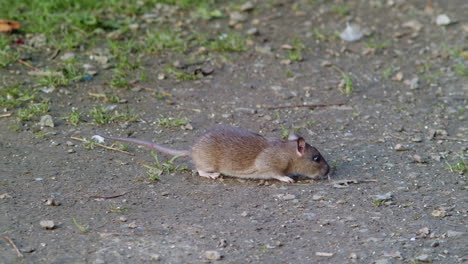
0 19 21 33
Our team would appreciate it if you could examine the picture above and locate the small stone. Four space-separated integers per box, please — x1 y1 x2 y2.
415 254 430 262
205 250 222 260
431 209 446 218
45 199 61 206
404 76 419 89
412 154 425 163
235 107 256 114
39 115 54 128
375 259 392 264
321 60 332 67
419 227 430 237
181 123 193 130
312 194 326 201
336 199 346 204
411 136 423 142
402 20 423 32
0 193 12 199
119 216 127 222
229 11 247 25
255 45 272 54
280 59 291 65
150 254 160 261
241 211 249 217
127 221 137 229
373 193 393 201
91 55 109 65
349 253 358 259
217 239 228 248
394 144 408 151
60 52 75 61
316 252 334 257
446 230 465 238
282 194 296 201
430 241 440 247
40 220 56 230
304 212 316 220
157 73 166 80
393 72 404 81
270 85 283 92
29 34 47 48
240 1 255 12
436 14 451 26
67 149 75 154
281 44 293 50
246 27 259 35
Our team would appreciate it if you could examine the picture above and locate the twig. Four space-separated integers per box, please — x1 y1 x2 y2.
129 83 172 97
89 192 128 199
266 103 345 110
176 107 201 112
0 112 13 118
16 59 41 71
70 136 135 156
390 134 405 140
3 236 23 258
434 137 468 142
0 50 41 71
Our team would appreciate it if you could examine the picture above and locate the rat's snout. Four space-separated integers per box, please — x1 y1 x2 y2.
321 161 330 176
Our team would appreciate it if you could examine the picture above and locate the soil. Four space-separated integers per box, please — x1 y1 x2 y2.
1 1 467 263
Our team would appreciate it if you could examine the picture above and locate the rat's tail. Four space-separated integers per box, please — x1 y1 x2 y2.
96 133 190 157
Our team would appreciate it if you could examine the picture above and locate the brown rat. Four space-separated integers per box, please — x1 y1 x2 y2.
97 126 330 183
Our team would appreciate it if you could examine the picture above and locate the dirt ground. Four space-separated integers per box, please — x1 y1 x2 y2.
1 0 467 263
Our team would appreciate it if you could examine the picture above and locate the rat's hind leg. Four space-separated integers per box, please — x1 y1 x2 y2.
197 170 220 179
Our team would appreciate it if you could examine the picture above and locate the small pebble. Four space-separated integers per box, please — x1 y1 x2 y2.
282 194 296 201
394 144 408 151
40 220 56 230
205 250 222 260
431 209 446 218
312 195 326 201
430 241 440 247
0 193 12 199
415 254 430 262
39 115 55 128
316 252 334 257
45 199 61 206
240 1 255 12
150 254 160 261
436 14 451 26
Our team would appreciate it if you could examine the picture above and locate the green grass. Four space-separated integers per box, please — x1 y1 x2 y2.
156 115 189 128
332 66 353 94
446 155 467 174
455 63 468 77
16 101 50 121
144 29 187 53
287 36 305 62
0 83 37 109
364 38 390 51
89 106 112 125
381 65 396 79
63 107 83 126
209 33 248 52
143 151 188 181
72 217 89 233
164 66 201 81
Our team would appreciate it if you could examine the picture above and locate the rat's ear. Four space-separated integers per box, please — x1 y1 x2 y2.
295 137 306 157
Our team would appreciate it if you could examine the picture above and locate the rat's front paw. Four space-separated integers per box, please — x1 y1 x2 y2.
275 176 294 183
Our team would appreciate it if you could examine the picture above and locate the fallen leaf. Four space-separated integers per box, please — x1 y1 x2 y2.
0 19 21 33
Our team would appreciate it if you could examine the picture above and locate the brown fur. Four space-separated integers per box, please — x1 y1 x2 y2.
98 126 330 183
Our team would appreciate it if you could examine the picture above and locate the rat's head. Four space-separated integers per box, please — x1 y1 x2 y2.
287 134 330 179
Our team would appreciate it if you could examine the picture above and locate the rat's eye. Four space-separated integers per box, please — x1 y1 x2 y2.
313 155 321 162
